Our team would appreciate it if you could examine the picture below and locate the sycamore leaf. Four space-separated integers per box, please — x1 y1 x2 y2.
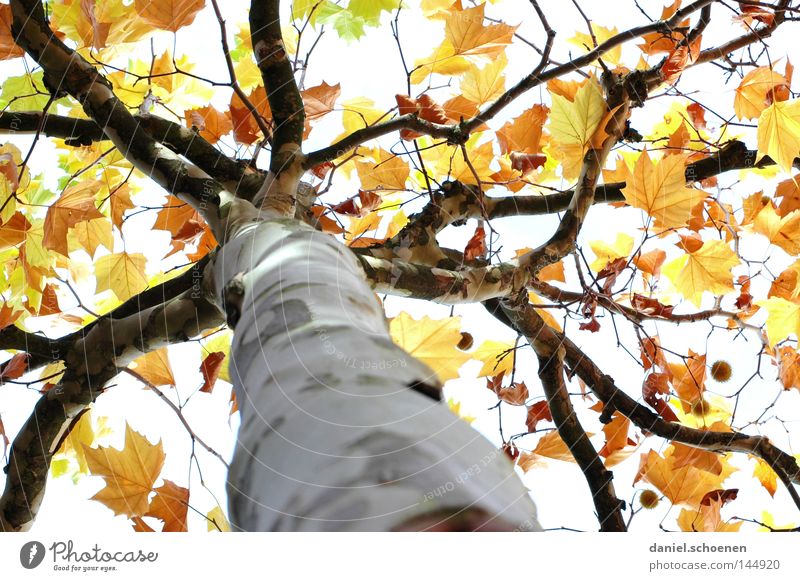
435 135 494 184
635 447 737 507
0 5 25 59
460 54 507 106
389 312 471 382
95 252 148 302
134 0 205 32
472 340 516 378
410 3 516 84
622 150 700 228
757 99 800 173
199 352 226 394
589 232 634 272
663 239 739 307
53 410 113 478
496 105 548 155
43 180 104 255
775 346 800 391
184 106 233 144
128 348 176 388
757 297 800 346
355 149 410 191
70 218 113 257
146 480 189 532
548 76 606 146
207 505 231 532
753 457 778 497
0 212 30 250
568 23 622 65
751 203 800 255
83 423 165 517
201 330 232 383
677 500 742 532
735 66 790 121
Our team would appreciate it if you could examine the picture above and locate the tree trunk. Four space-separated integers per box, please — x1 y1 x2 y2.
211 216 541 531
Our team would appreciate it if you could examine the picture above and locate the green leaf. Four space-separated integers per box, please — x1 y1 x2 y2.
348 0 401 26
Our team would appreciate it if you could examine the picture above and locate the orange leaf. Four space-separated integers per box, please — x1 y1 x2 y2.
129 348 176 388
134 0 204 32
43 180 104 255
185 105 233 144
83 423 165 517
146 480 189 532
0 5 24 60
463 224 486 261
199 352 226 394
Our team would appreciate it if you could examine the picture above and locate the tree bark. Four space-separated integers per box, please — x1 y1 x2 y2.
209 216 541 531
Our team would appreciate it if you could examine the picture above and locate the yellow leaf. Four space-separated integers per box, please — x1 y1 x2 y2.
734 66 789 120
677 504 742 532
589 232 634 272
53 410 113 477
436 135 494 185
389 312 471 382
471 339 516 378
753 457 778 497
70 218 114 257
460 54 507 106
751 203 800 255
410 3 516 84
43 180 104 256
83 423 165 517
635 447 737 507
622 150 700 228
757 99 800 174
355 149 410 191
134 0 204 32
202 329 232 384
129 348 176 388
342 97 389 135
95 252 148 302
447 398 476 424
756 297 800 346
548 76 605 146
207 505 231 532
568 24 622 66
663 239 739 307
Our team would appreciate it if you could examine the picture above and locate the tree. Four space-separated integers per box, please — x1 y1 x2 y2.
0 0 798 533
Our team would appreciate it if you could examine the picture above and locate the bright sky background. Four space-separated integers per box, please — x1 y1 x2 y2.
0 0 799 533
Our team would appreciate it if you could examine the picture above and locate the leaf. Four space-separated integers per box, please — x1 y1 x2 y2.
753 458 778 497
71 217 113 256
548 76 606 146
53 410 112 478
526 401 552 432
0 352 29 380
568 23 622 65
95 252 148 302
199 352 226 394
389 313 471 382
757 297 800 346
472 339 516 378
0 5 25 59
207 505 231 532
496 105 548 155
751 203 800 254
184 106 233 144
622 150 699 228
146 480 189 532
134 0 205 32
588 232 634 272
128 348 176 388
83 423 165 517
775 346 800 391
0 212 31 251
463 224 486 261
355 149 410 191
635 447 736 507
43 180 104 255
460 54 507 106
229 85 272 144
663 239 739 307
757 99 800 173
735 66 790 121
410 3 516 84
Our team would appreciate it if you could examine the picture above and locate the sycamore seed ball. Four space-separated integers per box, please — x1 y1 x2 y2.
691 398 712 417
639 489 659 509
710 360 733 382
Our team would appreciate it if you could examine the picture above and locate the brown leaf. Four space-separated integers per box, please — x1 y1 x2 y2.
464 225 486 261
43 180 104 255
526 401 552 433
146 480 189 532
0 352 29 380
0 5 25 59
199 352 226 394
631 294 675 319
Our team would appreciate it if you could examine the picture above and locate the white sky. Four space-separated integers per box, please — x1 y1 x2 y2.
0 0 799 533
